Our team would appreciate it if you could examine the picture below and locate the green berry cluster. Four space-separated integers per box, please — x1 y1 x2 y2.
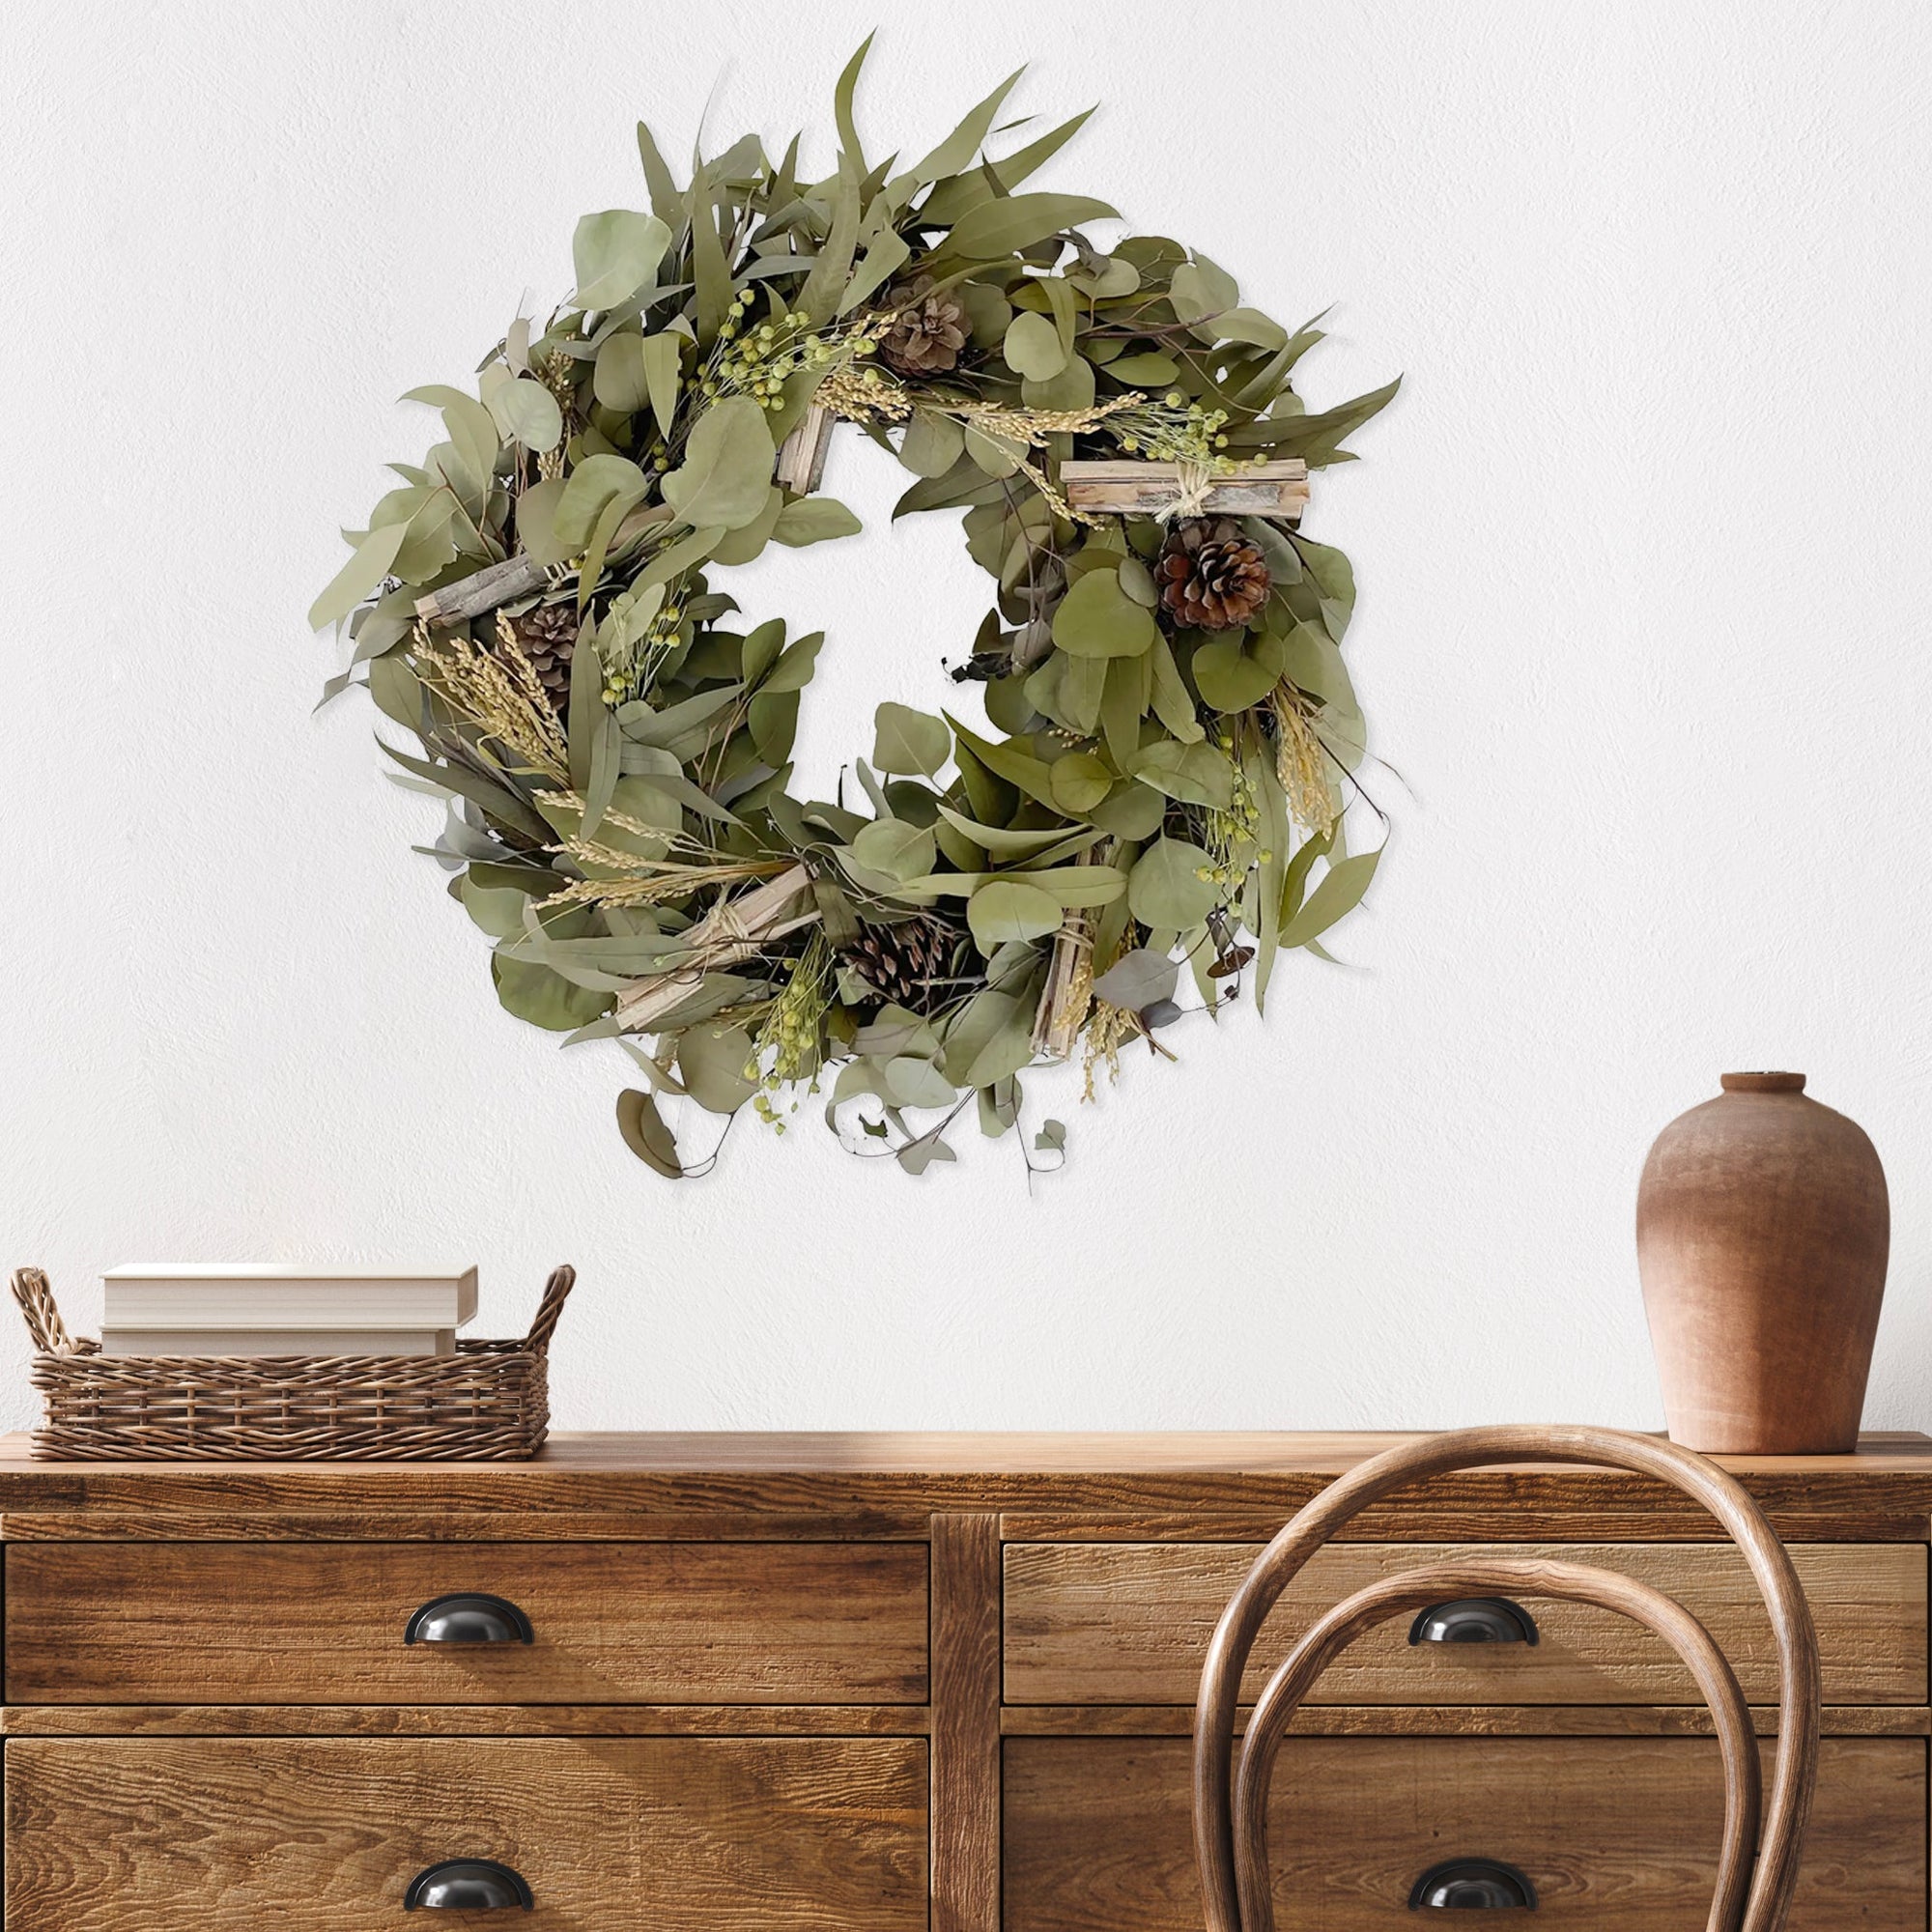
704 292 841 412
1117 391 1236 464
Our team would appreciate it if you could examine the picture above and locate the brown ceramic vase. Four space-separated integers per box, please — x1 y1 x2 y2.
1636 1072 1889 1455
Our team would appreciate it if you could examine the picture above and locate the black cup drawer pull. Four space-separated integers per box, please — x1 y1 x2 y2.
404 1593 534 1645
1409 1859 1538 1909
405 1860 534 1910
1407 1597 1539 1646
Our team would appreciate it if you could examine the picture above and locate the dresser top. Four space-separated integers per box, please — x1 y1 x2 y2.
3 1427 1928 1474
0 1432 1927 1541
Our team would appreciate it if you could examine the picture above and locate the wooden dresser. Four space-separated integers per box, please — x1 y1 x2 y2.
0 1431 1926 1928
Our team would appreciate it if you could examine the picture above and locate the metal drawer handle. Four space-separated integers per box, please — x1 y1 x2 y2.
404 1593 534 1645
405 1859 534 1910
1409 1859 1538 1909
1407 1597 1539 1646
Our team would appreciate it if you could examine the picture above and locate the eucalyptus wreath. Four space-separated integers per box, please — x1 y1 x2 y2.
312 45 1397 1178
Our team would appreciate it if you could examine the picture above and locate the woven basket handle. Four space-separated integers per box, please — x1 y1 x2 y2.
521 1264 576 1354
11 1267 77 1355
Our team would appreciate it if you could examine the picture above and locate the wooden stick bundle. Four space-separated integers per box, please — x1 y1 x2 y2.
613 864 819 1032
1062 458 1308 521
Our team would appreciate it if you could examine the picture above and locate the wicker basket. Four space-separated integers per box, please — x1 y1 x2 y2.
7 1264 574 1462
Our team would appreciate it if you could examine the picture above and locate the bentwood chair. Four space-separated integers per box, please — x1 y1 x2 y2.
1194 1426 1821 1929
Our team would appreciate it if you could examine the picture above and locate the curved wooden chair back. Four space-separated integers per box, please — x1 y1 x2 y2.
1193 1426 1822 1932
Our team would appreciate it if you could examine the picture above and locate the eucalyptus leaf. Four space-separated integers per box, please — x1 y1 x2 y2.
677 1023 759 1114
1281 846 1381 950
488 379 564 451
1052 567 1157 659
1004 310 1067 381
945 192 1119 259
1127 837 1220 929
573 209 671 310
1091 947 1179 1011
851 816 937 883
773 497 863 547
592 333 651 413
641 332 682 439
662 395 777 530
615 1089 683 1178
492 955 613 1032
968 878 1064 951
872 702 951 777
308 523 406 630
554 454 648 551
901 411 966 478
1126 739 1235 809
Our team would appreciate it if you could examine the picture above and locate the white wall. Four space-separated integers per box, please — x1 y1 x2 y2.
4 0 1929 1436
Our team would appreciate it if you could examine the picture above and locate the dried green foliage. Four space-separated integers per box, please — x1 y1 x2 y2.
314 48 1395 1178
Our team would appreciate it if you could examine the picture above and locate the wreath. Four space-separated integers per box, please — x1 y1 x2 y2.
312 46 1397 1178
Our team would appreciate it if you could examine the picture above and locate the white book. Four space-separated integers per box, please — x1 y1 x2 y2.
102 1264 479 1330
101 1328 457 1357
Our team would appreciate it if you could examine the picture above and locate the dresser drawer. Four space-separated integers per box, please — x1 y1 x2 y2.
1005 1736 1924 1929
1005 1541 1926 1705
4 1736 925 1930
4 1541 928 1704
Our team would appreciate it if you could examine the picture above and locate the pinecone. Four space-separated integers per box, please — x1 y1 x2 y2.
1154 518 1271 631
879 277 970 377
841 916 965 1013
507 601 578 706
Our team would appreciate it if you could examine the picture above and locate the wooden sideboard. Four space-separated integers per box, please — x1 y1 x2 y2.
0 1431 1927 1928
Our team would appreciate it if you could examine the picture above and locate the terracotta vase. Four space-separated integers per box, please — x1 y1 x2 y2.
1636 1072 1889 1455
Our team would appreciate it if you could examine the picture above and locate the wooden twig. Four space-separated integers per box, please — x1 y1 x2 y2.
613 864 818 1032
1062 459 1309 521
414 555 550 627
775 405 836 495
1031 846 1106 1059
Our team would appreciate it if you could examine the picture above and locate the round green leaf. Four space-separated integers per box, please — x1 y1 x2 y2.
968 877 1065 952
514 477 573 566
1052 568 1157 659
900 411 965 478
1004 310 1067 381
1047 752 1114 815
662 396 777 531
554 454 648 551
488 378 564 452
491 955 612 1032
1126 739 1236 808
592 333 651 413
1127 837 1221 930
1021 355 1094 412
872 702 952 777
773 497 863 548
573 209 671 310
1191 629 1288 711
851 816 937 883
677 1023 759 1114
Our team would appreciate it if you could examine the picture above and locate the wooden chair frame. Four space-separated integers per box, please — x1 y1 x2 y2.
1193 1425 1822 1932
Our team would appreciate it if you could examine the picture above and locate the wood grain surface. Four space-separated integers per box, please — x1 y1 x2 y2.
1006 1540 1923 1706
4 1736 928 1931
1003 1736 1923 1930
2 1433 1929 1546
931 1516 1002 1932
5 1540 928 1705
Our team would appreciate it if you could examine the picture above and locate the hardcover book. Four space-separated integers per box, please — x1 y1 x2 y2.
102 1264 479 1330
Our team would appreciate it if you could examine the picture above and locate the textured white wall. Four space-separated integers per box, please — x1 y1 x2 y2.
4 0 1929 1435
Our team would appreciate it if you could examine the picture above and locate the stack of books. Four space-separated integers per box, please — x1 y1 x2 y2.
100 1264 479 1356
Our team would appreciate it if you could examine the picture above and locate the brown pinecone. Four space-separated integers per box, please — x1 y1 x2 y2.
507 601 578 705
879 277 970 377
1154 518 1271 631
841 916 965 1013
